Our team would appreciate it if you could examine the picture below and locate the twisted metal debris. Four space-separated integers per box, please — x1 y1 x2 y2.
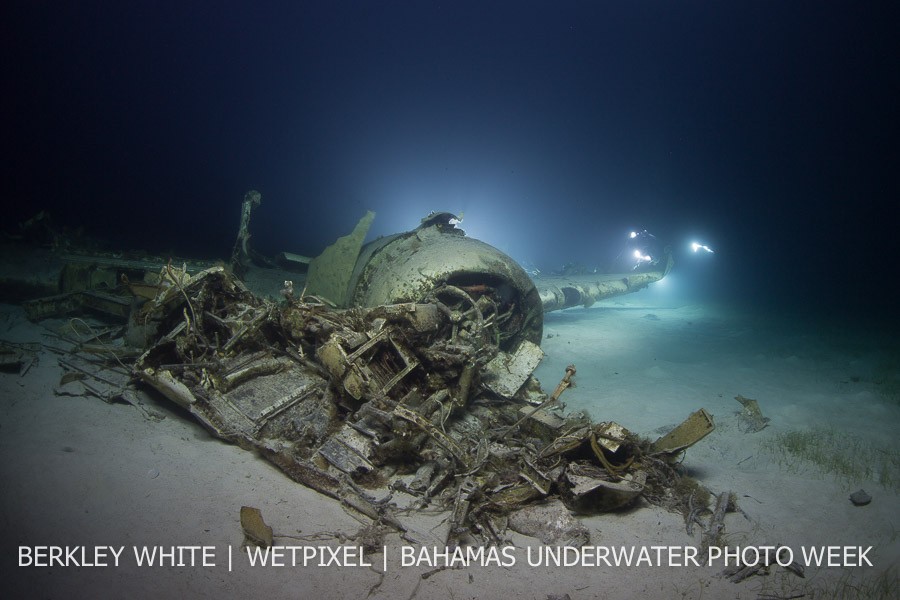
134 267 712 546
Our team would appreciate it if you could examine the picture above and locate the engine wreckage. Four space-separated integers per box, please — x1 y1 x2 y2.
10 205 724 551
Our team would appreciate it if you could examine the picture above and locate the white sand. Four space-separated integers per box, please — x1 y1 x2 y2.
2 289 898 599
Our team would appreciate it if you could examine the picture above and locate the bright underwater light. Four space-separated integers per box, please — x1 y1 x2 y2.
691 241 714 253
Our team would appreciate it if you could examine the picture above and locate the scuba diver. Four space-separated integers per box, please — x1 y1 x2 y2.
610 229 663 271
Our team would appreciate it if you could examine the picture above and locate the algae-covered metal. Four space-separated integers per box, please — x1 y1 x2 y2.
307 212 543 351
128 267 714 546
10 202 716 549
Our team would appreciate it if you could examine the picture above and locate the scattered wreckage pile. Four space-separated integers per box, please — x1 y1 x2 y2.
127 263 717 547
7 205 724 551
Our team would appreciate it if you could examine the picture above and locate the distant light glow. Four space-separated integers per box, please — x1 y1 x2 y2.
633 249 652 262
691 241 714 253
629 231 638 239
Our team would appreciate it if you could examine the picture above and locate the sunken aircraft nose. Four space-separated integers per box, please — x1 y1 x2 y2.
306 211 543 351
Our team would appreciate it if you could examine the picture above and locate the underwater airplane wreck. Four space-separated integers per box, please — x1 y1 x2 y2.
2 192 728 552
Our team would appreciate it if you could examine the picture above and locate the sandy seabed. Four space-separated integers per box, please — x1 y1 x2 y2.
2 287 898 599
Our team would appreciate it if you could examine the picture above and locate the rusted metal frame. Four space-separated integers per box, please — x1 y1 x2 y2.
377 337 419 396
222 305 271 353
393 405 470 470
253 384 322 434
344 327 390 363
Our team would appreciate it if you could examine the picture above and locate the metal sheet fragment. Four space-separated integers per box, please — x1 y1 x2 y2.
483 340 544 399
22 229 712 549
651 408 716 456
